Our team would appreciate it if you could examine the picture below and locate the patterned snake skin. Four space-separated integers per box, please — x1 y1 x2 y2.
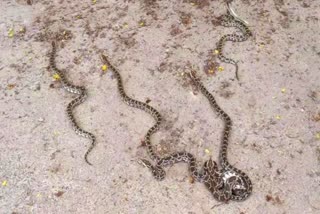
100 54 232 201
50 41 96 165
216 10 252 80
189 70 252 201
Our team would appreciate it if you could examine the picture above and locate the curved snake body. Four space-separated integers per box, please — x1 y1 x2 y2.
50 42 96 165
216 12 252 80
100 59 252 201
100 54 230 201
189 71 252 201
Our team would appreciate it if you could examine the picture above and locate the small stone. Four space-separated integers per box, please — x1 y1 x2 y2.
139 21 145 26
275 115 281 120
54 191 65 197
30 82 40 91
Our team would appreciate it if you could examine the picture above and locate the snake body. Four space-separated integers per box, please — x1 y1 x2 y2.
100 54 231 201
50 42 96 165
216 11 252 80
189 71 252 201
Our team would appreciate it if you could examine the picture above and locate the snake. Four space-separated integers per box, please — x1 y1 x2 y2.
216 8 252 80
189 70 252 201
50 41 96 165
100 54 233 202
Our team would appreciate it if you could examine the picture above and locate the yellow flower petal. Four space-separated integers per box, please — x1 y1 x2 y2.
8 28 14 38
101 64 108 72
218 66 224 72
19 27 26 33
208 69 214 74
281 88 286 93
139 21 145 26
2 180 7 186
53 73 61 80
214 50 219 54
316 133 320 140
275 115 281 120
205 149 210 154
92 0 97 4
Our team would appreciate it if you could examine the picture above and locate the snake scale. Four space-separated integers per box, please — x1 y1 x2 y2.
216 9 252 80
101 54 251 201
50 41 95 165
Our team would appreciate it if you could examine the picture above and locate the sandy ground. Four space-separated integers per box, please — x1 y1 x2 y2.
0 0 320 213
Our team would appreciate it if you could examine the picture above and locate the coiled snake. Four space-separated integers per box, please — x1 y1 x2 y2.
216 8 252 80
101 55 251 201
50 41 96 165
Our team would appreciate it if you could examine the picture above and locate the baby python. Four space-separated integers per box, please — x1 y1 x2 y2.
50 41 96 165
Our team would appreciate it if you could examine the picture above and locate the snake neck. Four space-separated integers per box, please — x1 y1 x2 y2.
144 128 161 161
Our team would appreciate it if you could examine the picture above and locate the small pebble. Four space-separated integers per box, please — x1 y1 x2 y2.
30 82 40 91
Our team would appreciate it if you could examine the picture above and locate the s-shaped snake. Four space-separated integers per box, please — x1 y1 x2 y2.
50 42 96 165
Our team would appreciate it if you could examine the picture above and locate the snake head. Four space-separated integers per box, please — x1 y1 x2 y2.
203 158 219 176
188 70 198 80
